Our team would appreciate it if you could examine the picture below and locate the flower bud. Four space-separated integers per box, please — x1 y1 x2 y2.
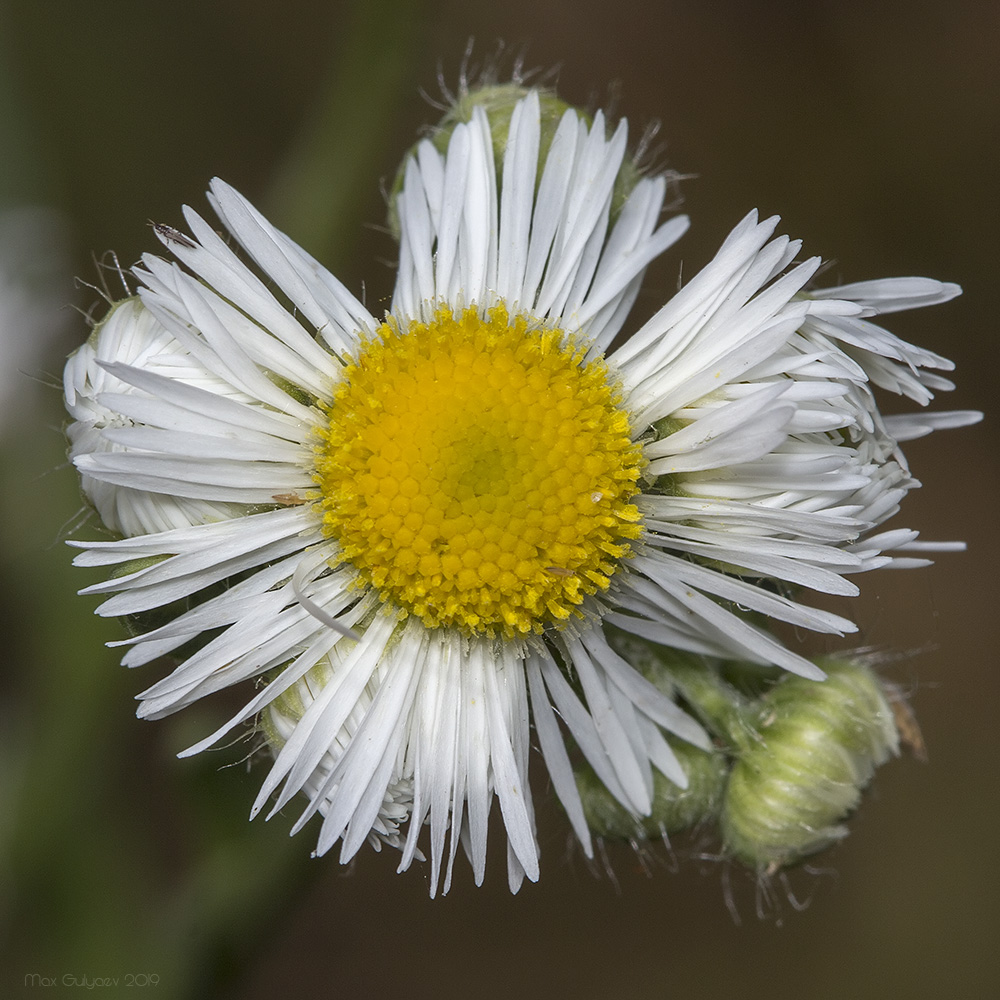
387 82 644 239
64 296 241 537
720 659 900 870
575 737 728 842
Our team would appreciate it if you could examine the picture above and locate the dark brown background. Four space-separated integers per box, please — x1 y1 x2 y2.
1 1 996 997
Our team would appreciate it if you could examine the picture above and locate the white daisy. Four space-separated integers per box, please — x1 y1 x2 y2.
65 89 978 894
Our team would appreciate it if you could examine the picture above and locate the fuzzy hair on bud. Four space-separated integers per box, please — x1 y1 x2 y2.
720 660 900 871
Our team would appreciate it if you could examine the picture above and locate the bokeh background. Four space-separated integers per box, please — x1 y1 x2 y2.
1 1 997 997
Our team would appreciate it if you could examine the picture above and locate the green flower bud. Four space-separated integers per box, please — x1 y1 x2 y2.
720 659 900 871
431 83 573 173
387 82 644 239
575 737 728 842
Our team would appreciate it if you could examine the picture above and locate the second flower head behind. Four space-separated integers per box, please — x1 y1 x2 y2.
65 85 980 894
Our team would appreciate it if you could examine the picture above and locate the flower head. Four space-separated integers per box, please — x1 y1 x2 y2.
65 88 978 893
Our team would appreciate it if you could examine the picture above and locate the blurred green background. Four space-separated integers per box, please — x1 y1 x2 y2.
1 1 997 997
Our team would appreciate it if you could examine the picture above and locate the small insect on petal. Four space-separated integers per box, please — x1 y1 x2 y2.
150 222 196 248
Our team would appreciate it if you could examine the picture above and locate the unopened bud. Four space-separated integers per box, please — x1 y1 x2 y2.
575 737 728 842
720 659 900 871
388 82 644 238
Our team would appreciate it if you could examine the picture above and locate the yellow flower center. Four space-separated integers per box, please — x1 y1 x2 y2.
314 305 642 637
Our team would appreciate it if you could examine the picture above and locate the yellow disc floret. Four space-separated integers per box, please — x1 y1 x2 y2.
314 305 642 637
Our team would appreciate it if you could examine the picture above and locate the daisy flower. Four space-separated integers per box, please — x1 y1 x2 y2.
64 88 978 894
